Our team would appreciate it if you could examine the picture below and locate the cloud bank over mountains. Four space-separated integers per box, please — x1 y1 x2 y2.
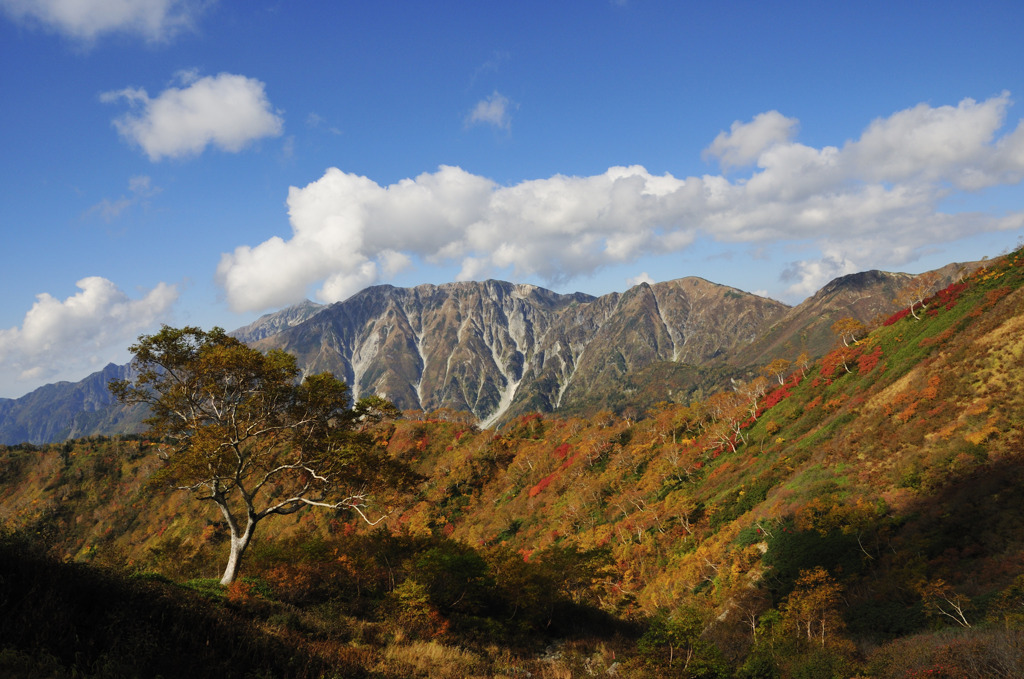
0 277 177 392
3 92 1023 398
218 93 1024 313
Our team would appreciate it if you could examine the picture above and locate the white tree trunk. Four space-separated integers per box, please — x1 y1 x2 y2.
220 533 250 585
218 503 258 586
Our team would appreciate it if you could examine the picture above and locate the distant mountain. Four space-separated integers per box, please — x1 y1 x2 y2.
0 363 145 445
0 263 979 445
0 302 328 446
254 278 788 426
229 299 325 343
254 281 597 427
731 270 912 367
732 259 985 367
503 278 787 419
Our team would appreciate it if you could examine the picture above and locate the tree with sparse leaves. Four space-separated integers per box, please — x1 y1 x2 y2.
895 271 940 320
830 316 866 347
917 578 973 628
110 326 405 585
705 390 748 453
738 376 770 420
761 358 792 385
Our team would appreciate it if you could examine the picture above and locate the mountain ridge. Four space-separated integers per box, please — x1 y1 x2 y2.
0 264 971 445
0 363 146 445
251 276 788 425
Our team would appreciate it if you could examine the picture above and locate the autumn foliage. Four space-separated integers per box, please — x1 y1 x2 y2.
4 246 1024 677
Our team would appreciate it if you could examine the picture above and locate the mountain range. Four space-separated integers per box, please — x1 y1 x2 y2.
0 264 971 445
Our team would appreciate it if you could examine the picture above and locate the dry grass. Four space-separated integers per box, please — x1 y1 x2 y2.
380 639 490 678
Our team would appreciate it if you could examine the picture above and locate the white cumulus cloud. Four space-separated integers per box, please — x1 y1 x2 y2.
217 93 1024 312
0 0 204 42
101 71 284 161
703 110 800 170
0 277 178 395
845 92 1015 187
626 272 655 287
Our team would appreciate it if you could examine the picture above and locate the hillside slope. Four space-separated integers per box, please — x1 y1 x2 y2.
3 250 1024 676
731 259 985 367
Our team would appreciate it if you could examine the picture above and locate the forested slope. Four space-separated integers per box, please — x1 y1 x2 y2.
3 248 1024 677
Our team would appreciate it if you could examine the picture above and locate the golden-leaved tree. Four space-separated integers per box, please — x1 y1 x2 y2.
111 326 404 584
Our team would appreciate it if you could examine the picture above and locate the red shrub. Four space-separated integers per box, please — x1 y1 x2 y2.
858 345 883 374
528 471 559 497
764 384 793 409
883 307 913 326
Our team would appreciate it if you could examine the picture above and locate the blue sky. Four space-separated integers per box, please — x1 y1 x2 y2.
2 1 1024 398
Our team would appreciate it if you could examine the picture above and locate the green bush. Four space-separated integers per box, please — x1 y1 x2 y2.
761 519 864 598
637 607 730 678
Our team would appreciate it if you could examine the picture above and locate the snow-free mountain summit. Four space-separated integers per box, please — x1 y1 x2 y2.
250 278 787 427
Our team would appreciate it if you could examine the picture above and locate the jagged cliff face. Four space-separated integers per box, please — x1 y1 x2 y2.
254 281 595 426
507 278 789 419
256 278 790 425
